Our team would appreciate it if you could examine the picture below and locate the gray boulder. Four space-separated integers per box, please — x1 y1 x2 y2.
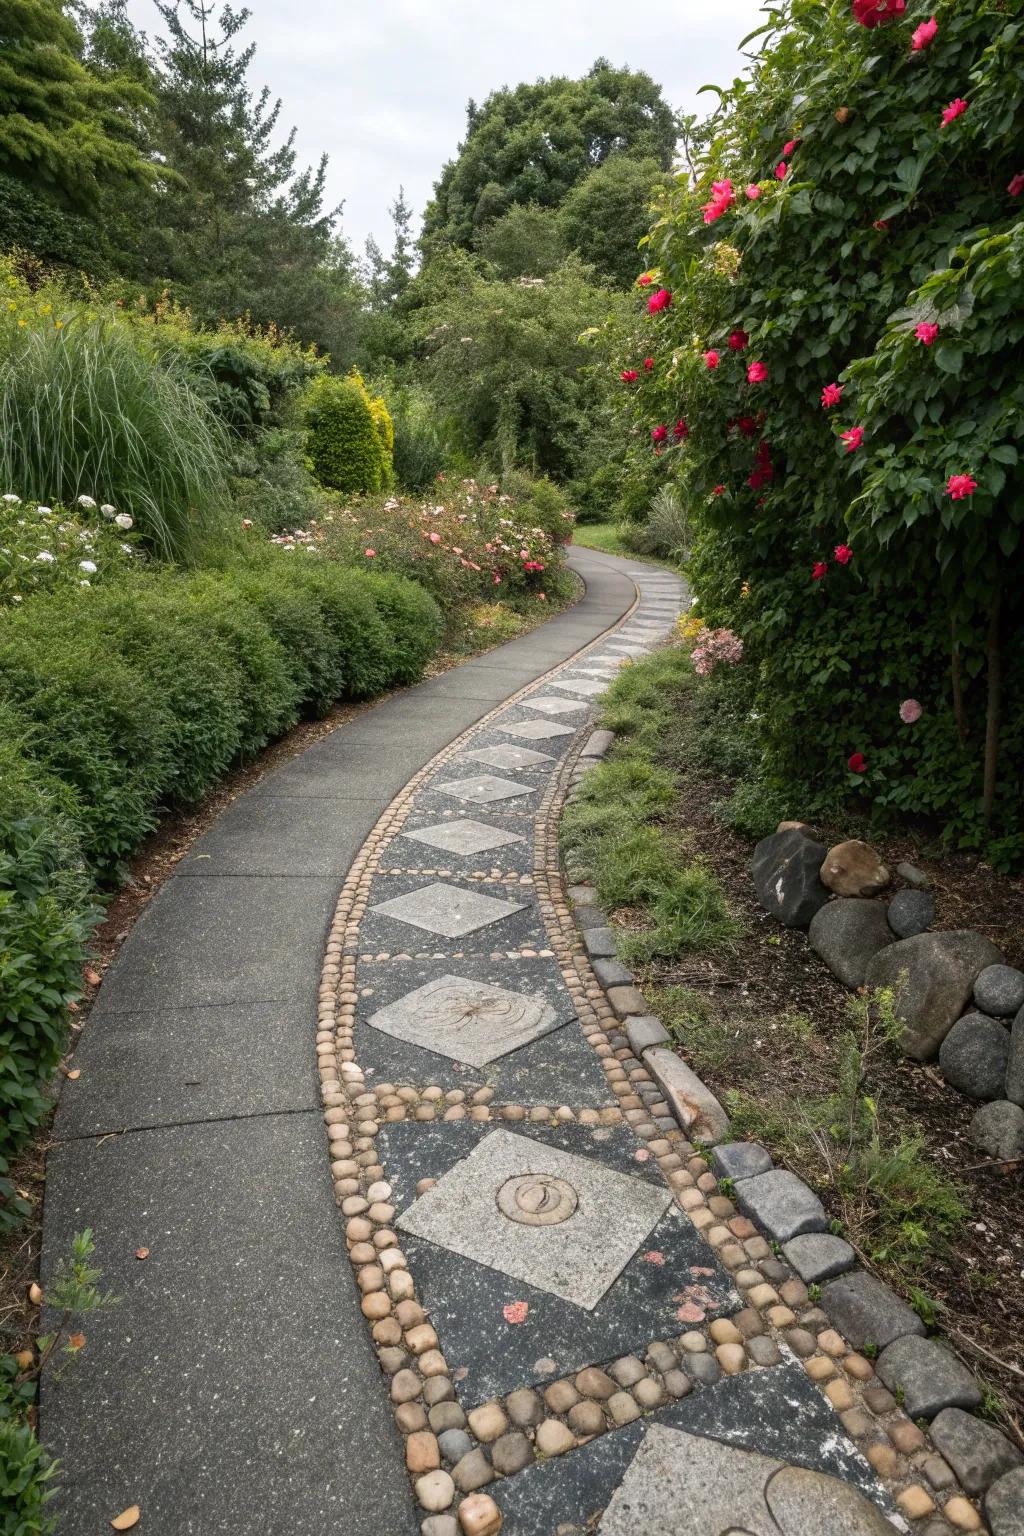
887 888 935 939
987 1467 1024 1536
1008 1005 1024 1106
970 1101 1024 1163
975 964 1024 1017
808 899 894 988
931 1407 1024 1495
820 1269 925 1350
864 930 1005 1060
876 1335 981 1420
939 1012 1011 1101
751 829 830 928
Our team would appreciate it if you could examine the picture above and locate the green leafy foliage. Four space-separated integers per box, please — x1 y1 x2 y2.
627 0 1024 862
558 156 671 289
303 371 393 494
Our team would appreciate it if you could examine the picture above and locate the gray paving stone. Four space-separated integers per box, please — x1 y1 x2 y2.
521 693 588 716
712 1142 773 1182
548 676 608 697
877 1335 982 1419
369 880 529 938
645 1049 729 1142
396 1128 672 1310
433 772 533 805
399 818 526 857
593 956 634 988
626 1016 670 1055
497 718 577 741
782 1234 857 1284
987 1466 1024 1535
582 925 617 958
931 1407 1024 1495
461 744 554 771
366 974 560 1068
820 1269 925 1350
581 728 616 757
733 1169 827 1243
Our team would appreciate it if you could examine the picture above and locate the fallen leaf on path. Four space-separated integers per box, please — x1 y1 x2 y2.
66 1069 81 1080
67 1333 86 1350
15 1349 34 1371
84 968 102 986
28 1282 43 1305
110 1506 140 1530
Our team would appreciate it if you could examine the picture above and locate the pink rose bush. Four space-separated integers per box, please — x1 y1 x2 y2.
690 625 744 677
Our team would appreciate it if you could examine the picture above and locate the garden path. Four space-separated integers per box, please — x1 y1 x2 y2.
40 548 899 1536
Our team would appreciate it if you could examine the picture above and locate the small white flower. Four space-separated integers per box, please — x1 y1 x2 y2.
120 543 134 554
35 550 56 563
36 505 53 515
114 512 133 530
11 594 22 603
2 493 20 504
79 559 97 574
100 503 116 517
79 579 91 587
77 494 97 509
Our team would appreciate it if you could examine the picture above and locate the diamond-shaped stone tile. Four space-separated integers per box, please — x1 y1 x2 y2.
521 695 587 716
400 819 526 857
549 677 608 698
463 744 554 771
397 1128 671 1309
370 881 529 938
499 719 577 741
366 974 559 1067
434 773 533 804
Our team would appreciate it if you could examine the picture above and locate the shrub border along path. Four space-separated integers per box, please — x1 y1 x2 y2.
36 547 637 1535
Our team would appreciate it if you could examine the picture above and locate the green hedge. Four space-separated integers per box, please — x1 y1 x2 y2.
303 370 392 493
0 555 443 1207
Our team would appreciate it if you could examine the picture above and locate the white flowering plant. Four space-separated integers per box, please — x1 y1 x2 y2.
0 496 140 608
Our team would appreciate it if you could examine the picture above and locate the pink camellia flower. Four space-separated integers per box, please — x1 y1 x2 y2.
841 426 864 452
946 472 978 499
775 160 789 180
728 329 749 351
821 382 844 409
704 349 720 369
651 424 668 443
637 273 653 287
942 97 969 126
915 321 939 345
911 14 937 48
620 368 639 382
702 178 736 224
900 698 923 723
364 547 376 557
503 1302 529 1324
713 484 725 496
747 360 768 383
1008 172 1024 197
783 138 800 156
643 356 655 371
673 419 689 440
834 543 853 564
745 183 762 200
848 751 868 774
812 561 829 581
852 0 905 27
648 287 672 313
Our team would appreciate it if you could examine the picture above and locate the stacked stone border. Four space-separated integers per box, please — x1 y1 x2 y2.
310 585 996 1536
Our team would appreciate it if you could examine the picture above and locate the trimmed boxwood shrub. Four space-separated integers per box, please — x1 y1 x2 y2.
0 556 443 1189
303 369 393 493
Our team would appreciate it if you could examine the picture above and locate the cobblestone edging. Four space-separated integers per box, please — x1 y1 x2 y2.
312 570 998 1536
556 728 1013 1535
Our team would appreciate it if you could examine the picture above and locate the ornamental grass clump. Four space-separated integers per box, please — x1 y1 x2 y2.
0 288 231 562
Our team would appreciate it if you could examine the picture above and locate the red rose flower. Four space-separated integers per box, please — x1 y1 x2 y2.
834 544 853 564
728 329 749 351
812 562 829 581
911 15 937 48
915 321 939 345
620 369 639 382
1008 173 1024 197
704 350 720 369
783 138 800 156
637 274 653 287
702 178 736 224
648 288 672 313
821 382 844 409
841 426 864 452
651 424 668 443
946 473 977 500
713 485 725 496
852 0 905 27
745 184 762 200
736 414 757 438
747 360 768 383
941 98 968 126
775 160 788 180
644 356 655 371
847 752 868 774
673 419 689 440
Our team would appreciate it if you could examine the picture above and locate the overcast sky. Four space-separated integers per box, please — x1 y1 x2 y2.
124 0 765 259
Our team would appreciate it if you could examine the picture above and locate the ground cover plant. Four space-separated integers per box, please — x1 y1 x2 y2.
615 0 1024 866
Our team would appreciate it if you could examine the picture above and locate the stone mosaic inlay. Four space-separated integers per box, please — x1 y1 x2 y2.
365 974 560 1067
369 880 529 938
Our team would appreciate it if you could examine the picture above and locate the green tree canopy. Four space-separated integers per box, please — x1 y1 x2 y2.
422 59 677 250
558 154 671 288
472 203 565 279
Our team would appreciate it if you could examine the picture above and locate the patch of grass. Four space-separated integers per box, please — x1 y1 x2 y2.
560 648 740 961
570 522 632 557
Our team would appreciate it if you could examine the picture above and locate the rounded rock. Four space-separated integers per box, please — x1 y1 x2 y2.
939 1013 1010 1101
457 1493 503 1536
574 1366 615 1400
452 1448 494 1493
490 1430 533 1476
535 1419 575 1457
606 1391 641 1426
820 840 890 898
415 1470 456 1512
887 888 935 940
568 1400 607 1436
437 1429 472 1464
467 1401 508 1444
974 964 1024 1018
504 1387 543 1427
407 1432 441 1474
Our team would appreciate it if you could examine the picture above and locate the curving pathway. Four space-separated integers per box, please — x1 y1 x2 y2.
40 548 903 1536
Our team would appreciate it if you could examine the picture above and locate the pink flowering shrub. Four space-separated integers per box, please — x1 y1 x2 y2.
690 626 744 678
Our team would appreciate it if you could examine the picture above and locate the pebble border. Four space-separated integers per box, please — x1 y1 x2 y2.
312 580 984 1536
